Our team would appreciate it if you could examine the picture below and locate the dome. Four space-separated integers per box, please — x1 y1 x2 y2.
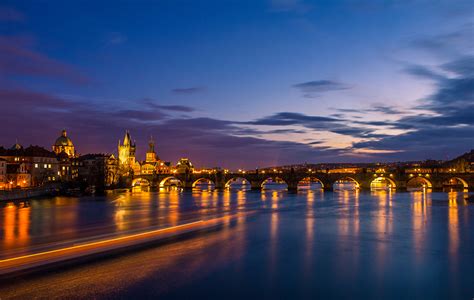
55 130 74 147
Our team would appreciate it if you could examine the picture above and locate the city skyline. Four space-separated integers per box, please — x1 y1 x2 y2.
1 2 474 298
1 0 473 168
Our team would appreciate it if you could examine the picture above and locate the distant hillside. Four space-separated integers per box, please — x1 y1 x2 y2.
442 149 474 172
451 149 474 162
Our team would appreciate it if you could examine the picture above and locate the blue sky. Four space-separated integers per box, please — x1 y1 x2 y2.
0 0 473 168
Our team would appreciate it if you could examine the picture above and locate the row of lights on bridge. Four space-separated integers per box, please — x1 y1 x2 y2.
177 168 458 176
409 173 430 178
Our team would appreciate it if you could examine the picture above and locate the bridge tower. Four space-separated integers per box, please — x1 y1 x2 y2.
118 130 136 170
146 136 158 163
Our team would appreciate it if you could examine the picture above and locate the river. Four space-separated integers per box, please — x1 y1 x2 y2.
0 189 473 299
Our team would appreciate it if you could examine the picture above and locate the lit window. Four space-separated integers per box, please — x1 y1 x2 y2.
48 164 52 168
35 164 38 168
44 164 47 168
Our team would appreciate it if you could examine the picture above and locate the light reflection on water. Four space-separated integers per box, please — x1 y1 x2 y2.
0 190 473 298
304 190 316 279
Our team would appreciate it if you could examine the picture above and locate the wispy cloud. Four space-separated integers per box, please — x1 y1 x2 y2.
142 98 195 113
0 35 90 85
410 23 474 57
353 53 474 159
403 64 445 81
293 80 351 98
332 105 409 116
171 86 206 95
0 87 350 168
245 112 387 139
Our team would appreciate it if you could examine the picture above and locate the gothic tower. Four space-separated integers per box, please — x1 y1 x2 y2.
118 130 136 168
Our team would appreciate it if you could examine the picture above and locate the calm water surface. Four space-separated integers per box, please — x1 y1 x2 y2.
0 189 473 299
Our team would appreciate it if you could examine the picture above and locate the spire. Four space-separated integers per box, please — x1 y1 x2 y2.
11 138 23 150
148 135 155 153
62 129 67 137
123 130 131 145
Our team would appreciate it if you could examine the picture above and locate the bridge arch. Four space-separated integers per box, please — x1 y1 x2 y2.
261 177 288 190
225 177 250 189
159 176 183 188
297 177 324 190
333 177 360 190
370 176 396 190
443 177 468 189
192 178 216 190
407 176 432 190
132 177 150 187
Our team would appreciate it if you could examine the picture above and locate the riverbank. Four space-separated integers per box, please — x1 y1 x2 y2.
0 185 61 202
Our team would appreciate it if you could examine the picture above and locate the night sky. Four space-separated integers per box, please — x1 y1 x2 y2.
0 0 473 168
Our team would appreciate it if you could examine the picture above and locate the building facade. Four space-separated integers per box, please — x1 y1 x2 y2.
0 144 60 188
176 158 194 174
0 159 6 189
140 137 170 175
77 153 119 189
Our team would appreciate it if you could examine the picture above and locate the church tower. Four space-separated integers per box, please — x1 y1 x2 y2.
118 130 136 168
146 136 157 163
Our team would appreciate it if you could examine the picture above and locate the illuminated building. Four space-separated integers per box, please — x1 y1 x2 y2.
118 130 140 175
140 137 158 175
6 162 31 188
57 152 77 181
0 158 7 189
140 137 169 174
52 130 76 157
0 144 59 187
118 130 136 165
146 136 157 163
117 132 171 177
176 158 194 174
77 154 119 188
52 130 78 182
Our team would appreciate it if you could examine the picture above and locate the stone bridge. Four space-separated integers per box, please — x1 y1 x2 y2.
130 170 474 192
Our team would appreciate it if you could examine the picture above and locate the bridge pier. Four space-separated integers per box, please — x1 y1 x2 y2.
396 186 407 192
250 180 261 191
182 180 193 191
323 185 333 192
214 180 226 190
287 181 298 192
